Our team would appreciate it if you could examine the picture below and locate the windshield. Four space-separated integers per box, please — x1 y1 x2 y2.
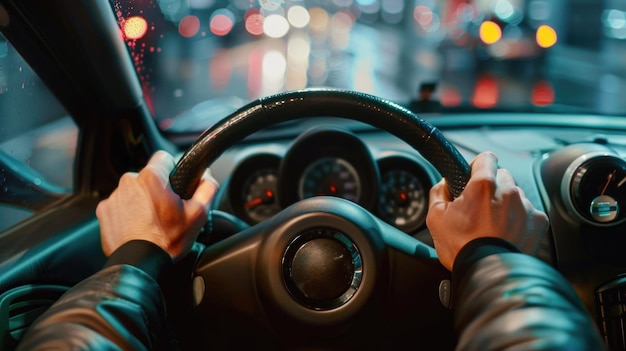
110 0 625 132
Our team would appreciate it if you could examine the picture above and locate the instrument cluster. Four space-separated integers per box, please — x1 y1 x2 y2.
226 126 437 233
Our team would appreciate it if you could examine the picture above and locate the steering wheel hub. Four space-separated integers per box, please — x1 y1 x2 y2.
284 229 362 310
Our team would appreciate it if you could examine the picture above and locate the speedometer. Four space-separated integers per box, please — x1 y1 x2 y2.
298 157 361 202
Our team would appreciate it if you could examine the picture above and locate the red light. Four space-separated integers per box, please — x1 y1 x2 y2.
471 75 499 108
531 81 555 106
245 11 265 36
265 189 274 198
210 14 234 36
179 16 200 38
440 85 462 107
209 50 232 91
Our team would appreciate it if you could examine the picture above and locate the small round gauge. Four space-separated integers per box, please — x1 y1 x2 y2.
242 169 281 223
377 169 428 232
563 154 626 226
298 157 361 202
229 154 282 225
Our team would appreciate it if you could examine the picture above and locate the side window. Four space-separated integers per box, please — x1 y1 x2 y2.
0 32 77 232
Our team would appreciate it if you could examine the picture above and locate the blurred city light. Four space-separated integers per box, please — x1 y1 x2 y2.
536 25 557 48
413 5 433 26
479 21 502 44
494 0 515 21
123 16 148 40
531 81 554 106
472 75 499 108
178 15 200 38
286 35 309 90
330 11 354 48
262 50 287 93
603 9 626 39
440 84 462 107
382 0 404 24
210 9 235 36
245 9 265 36
264 14 290 38
309 7 330 34
287 5 310 28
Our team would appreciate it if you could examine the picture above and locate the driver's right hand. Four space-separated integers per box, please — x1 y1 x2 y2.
426 151 549 271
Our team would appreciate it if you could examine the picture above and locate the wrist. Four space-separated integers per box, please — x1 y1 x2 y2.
105 240 173 281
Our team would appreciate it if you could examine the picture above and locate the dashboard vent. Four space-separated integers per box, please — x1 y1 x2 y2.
597 277 626 351
0 284 69 350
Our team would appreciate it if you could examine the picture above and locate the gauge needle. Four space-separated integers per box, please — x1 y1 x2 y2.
619 175 626 188
601 169 617 195
244 189 274 208
244 198 263 208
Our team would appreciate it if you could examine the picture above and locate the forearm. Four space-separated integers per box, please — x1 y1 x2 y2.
452 239 605 350
17 241 172 351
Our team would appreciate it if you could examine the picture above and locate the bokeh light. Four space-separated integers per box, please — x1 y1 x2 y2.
178 15 200 38
308 7 330 34
264 14 290 38
531 80 555 105
472 75 499 108
123 16 148 39
479 21 502 45
245 9 265 36
536 24 557 48
287 5 310 28
210 9 235 36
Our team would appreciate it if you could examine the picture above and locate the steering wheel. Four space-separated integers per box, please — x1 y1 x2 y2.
168 89 470 349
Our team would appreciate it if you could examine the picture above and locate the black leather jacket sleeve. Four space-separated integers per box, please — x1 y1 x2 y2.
452 238 606 351
17 238 607 350
16 240 171 351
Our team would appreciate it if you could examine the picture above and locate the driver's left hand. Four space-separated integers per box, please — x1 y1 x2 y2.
96 150 219 261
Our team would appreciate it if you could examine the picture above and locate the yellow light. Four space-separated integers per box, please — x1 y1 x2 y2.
536 25 557 48
479 21 502 45
123 16 148 40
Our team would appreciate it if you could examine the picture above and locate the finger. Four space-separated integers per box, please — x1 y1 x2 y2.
496 168 516 188
190 170 220 209
469 152 498 180
144 151 176 187
428 178 452 208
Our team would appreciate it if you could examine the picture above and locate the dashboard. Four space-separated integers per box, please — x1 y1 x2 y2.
213 124 440 235
206 115 626 348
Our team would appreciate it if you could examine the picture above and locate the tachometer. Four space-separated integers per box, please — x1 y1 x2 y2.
242 169 280 223
229 154 282 225
298 157 361 202
377 169 427 232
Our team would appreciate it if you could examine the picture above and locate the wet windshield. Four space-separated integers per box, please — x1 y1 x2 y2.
109 0 625 131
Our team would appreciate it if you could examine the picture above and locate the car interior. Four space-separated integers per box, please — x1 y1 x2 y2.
0 0 625 350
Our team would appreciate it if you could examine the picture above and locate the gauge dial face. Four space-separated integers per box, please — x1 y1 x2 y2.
242 169 281 223
298 158 361 202
377 169 427 232
568 156 626 225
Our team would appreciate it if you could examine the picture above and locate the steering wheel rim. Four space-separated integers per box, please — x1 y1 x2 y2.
169 88 470 199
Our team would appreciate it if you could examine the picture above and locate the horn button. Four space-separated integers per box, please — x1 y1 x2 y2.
283 229 362 310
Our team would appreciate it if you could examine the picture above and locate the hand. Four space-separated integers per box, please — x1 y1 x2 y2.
426 152 549 270
96 151 219 261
